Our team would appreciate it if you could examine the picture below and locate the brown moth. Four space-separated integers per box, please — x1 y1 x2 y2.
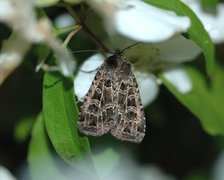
78 51 146 143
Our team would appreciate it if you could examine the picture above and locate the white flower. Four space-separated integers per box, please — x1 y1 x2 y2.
0 165 16 180
86 0 191 42
182 0 224 44
75 0 203 106
54 13 75 29
91 147 176 180
74 35 201 107
162 67 192 93
212 151 224 180
18 146 176 180
0 0 75 85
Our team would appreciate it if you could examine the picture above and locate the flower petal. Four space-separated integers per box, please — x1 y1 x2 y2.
0 1 15 22
79 53 105 72
0 32 30 85
212 151 224 180
54 13 75 28
54 48 76 76
0 0 76 79
35 18 76 76
182 0 224 43
112 0 191 42
162 67 192 93
157 34 201 62
121 34 201 72
86 0 190 42
74 54 104 101
0 165 16 180
134 72 159 107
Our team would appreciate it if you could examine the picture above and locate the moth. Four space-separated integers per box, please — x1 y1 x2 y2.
78 51 146 143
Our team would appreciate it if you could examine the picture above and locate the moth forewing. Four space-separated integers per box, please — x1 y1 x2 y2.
110 70 146 143
78 64 116 136
78 53 146 143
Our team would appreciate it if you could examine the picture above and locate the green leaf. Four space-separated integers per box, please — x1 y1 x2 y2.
28 113 67 180
14 116 34 142
55 25 81 37
161 66 224 135
63 0 83 4
201 0 218 8
43 71 96 175
145 0 215 75
35 44 51 72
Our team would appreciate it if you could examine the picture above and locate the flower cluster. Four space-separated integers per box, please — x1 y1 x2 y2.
76 0 224 106
0 0 75 85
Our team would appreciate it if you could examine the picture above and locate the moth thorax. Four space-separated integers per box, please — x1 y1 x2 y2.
120 62 131 76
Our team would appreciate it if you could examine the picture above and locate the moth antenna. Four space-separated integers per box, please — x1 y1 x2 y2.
120 42 142 53
79 67 100 73
71 49 114 58
71 49 111 54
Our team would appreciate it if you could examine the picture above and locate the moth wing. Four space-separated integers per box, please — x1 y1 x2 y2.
78 65 117 136
110 74 146 143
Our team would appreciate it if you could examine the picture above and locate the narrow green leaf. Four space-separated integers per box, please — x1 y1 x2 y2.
28 113 67 180
43 71 96 175
55 25 81 37
145 0 215 75
161 66 224 135
35 44 51 72
63 0 83 4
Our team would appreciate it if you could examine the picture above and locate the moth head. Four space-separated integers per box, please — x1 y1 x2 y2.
105 55 120 68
